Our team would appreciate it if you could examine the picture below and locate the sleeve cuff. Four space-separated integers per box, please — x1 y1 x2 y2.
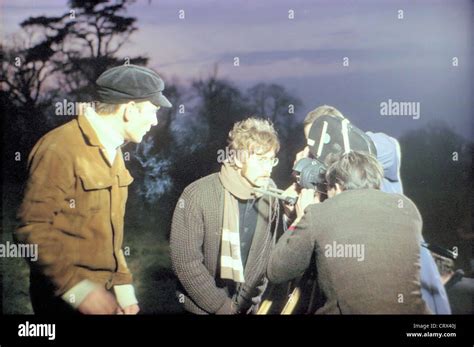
114 284 138 309
61 280 99 309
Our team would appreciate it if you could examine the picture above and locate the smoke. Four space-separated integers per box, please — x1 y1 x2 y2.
134 136 173 204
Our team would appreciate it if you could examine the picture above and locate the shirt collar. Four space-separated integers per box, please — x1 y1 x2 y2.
83 105 124 151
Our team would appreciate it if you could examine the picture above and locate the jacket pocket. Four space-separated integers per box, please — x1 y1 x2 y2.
117 169 134 187
79 174 114 190
78 174 114 212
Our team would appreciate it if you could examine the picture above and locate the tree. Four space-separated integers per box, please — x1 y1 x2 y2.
0 29 58 111
399 121 473 272
1 30 64 184
19 0 147 100
1 0 148 183
246 83 302 136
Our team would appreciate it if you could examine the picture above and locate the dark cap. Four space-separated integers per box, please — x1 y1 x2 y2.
96 64 172 108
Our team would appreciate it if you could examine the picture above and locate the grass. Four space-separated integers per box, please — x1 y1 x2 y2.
2 202 33 314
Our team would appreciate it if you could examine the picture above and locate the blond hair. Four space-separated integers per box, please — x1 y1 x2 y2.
227 117 280 160
303 105 344 127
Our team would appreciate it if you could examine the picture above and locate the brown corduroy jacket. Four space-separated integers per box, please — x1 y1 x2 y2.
16 114 134 296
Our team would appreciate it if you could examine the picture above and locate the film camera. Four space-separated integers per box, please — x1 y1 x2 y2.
254 114 377 205
292 114 377 193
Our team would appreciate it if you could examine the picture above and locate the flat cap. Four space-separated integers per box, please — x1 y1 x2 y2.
96 64 172 108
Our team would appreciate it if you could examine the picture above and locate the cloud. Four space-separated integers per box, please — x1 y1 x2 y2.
2 0 471 138
1 0 68 35
117 0 472 83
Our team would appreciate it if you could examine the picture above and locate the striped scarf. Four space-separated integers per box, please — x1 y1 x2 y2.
218 162 262 283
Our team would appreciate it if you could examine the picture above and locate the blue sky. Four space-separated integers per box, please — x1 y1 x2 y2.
2 0 472 139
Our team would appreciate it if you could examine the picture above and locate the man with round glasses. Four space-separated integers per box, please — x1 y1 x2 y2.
170 117 280 314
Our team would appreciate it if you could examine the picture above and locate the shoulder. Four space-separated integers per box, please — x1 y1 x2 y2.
365 131 400 148
347 189 422 221
305 189 398 212
28 120 81 167
173 173 223 222
389 193 422 221
365 131 401 161
181 173 222 201
30 119 81 158
369 189 417 209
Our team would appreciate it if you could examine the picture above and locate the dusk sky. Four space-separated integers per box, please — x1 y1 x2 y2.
2 0 472 139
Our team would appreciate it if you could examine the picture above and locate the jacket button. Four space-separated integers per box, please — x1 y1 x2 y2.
105 278 113 290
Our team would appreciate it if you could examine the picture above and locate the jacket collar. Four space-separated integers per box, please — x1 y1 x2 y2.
77 110 125 168
78 112 103 148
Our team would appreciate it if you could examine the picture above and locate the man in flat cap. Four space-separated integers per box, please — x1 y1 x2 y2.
16 64 172 315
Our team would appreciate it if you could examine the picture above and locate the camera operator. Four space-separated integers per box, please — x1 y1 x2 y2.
282 105 451 314
268 151 431 314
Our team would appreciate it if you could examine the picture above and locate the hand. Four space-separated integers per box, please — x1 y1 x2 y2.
441 272 454 286
78 287 118 315
121 304 140 315
293 146 310 166
295 188 320 220
282 183 300 219
216 298 238 315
